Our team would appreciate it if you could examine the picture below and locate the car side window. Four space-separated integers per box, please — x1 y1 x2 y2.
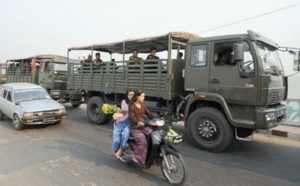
7 91 12 102
190 45 207 67
0 87 3 98
3 89 7 98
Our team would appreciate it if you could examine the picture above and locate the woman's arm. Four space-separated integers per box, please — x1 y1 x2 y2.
144 104 156 119
129 104 139 126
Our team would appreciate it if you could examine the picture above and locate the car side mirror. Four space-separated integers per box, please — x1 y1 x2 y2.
233 43 244 62
293 51 300 71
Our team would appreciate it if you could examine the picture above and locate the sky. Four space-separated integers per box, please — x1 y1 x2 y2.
0 0 300 75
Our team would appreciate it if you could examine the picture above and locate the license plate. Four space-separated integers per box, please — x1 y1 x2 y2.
173 136 183 144
43 117 55 123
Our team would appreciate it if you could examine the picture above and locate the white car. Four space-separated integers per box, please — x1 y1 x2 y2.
0 83 67 130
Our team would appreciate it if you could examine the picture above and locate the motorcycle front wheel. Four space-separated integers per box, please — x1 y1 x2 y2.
160 153 187 185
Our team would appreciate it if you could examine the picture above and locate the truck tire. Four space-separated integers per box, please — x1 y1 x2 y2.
87 96 108 124
187 107 233 152
71 100 81 108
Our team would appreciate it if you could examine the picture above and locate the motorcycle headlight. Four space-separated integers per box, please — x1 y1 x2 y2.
58 108 66 115
23 112 34 118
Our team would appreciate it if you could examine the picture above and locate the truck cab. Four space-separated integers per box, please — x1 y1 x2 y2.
38 59 69 92
184 30 291 151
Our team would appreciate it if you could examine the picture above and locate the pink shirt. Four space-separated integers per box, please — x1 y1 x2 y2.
117 100 129 122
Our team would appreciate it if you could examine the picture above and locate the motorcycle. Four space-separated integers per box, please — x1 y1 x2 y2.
125 115 187 185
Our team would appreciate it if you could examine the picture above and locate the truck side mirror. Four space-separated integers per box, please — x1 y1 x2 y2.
293 51 300 71
233 43 244 62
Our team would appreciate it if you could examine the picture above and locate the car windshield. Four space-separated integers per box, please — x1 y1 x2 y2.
14 88 50 103
256 41 284 75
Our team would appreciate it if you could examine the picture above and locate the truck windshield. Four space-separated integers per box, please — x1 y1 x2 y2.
256 41 283 75
54 63 67 72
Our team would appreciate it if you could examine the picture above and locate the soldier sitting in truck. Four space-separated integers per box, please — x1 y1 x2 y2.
129 49 143 70
146 47 160 60
79 54 92 73
215 53 227 65
146 47 160 70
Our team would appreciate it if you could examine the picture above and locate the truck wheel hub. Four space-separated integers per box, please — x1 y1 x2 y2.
197 120 218 140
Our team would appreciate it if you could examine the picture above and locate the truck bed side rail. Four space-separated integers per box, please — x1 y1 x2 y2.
68 59 185 100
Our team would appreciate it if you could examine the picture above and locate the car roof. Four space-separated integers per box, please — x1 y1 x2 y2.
2 83 43 90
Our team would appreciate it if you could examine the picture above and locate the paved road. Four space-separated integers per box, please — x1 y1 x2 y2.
0 104 299 186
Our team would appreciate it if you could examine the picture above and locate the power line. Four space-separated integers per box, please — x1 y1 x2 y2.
198 4 299 34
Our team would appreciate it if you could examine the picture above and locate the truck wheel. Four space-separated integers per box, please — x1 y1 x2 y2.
12 114 24 130
87 96 107 124
187 107 233 152
71 100 81 108
0 109 4 120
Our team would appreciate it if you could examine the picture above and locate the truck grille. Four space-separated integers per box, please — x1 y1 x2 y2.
268 88 285 106
54 82 67 90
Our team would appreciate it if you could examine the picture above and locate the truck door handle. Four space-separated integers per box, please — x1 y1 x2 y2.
210 79 220 84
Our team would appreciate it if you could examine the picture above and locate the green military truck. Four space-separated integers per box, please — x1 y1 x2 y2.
66 31 299 152
5 54 82 107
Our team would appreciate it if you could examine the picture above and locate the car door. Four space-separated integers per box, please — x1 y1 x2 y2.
0 87 7 113
5 90 16 119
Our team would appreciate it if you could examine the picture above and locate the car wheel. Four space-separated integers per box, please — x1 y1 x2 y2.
0 109 4 120
12 114 24 130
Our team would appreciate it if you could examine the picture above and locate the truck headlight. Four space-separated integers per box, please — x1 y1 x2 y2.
58 108 66 115
23 112 34 118
265 113 275 121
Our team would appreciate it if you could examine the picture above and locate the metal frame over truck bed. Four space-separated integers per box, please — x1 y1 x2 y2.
67 32 199 110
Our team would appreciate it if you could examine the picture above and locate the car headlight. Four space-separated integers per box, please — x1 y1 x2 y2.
23 112 34 118
58 108 66 115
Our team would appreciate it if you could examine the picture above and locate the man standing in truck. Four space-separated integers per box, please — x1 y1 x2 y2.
93 52 105 67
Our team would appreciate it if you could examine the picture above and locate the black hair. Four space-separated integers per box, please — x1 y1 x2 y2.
95 53 100 56
179 52 183 57
124 89 134 104
150 47 157 52
130 90 144 103
133 49 139 53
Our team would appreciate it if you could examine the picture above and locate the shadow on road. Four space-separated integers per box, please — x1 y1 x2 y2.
171 122 300 184
44 139 170 185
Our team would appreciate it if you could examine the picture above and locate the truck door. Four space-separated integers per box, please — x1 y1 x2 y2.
39 61 52 90
184 43 210 92
209 40 257 105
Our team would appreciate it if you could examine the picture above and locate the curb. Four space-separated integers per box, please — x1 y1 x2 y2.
257 127 300 141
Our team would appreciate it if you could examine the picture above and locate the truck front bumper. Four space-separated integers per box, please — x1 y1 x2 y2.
256 104 286 129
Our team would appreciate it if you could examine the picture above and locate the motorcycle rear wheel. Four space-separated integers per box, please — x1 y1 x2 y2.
160 153 187 185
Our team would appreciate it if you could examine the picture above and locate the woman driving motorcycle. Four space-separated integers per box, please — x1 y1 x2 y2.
128 90 162 167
